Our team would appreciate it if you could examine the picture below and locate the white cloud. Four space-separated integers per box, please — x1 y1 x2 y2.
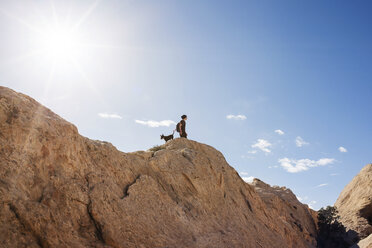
268 165 279 169
98 113 122 119
226 114 247 120
275 129 285 135
239 172 255 183
297 196 317 209
330 173 339 176
308 200 317 209
278 157 336 173
247 150 257 154
252 139 272 153
241 154 256 159
338 146 347 153
242 176 255 183
316 183 328 188
295 136 309 147
135 120 176 128
317 158 336 166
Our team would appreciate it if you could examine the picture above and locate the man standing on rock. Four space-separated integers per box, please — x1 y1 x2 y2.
177 115 187 138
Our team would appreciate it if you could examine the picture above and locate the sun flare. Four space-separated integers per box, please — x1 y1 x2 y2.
40 25 81 61
2 0 112 101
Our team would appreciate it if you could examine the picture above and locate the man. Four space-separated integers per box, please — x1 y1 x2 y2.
179 115 187 138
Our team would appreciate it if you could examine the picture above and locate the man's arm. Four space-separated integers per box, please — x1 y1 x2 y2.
179 122 182 135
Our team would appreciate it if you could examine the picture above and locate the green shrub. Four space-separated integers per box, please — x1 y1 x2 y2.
317 206 358 248
149 145 165 152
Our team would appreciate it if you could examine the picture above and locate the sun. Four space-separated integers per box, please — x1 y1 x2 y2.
40 24 81 61
2 1 107 66
2 0 112 100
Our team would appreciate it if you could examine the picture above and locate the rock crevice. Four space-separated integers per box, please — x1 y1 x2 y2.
85 175 106 245
8 203 45 248
121 175 141 199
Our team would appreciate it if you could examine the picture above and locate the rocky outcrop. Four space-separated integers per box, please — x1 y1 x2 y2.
335 164 372 239
0 86 317 248
251 179 318 248
352 234 372 248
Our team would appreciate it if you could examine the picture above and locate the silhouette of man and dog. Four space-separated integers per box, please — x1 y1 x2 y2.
160 115 187 142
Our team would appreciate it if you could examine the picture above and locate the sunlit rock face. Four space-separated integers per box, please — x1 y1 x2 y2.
335 164 372 240
352 233 372 248
250 179 318 247
0 86 317 248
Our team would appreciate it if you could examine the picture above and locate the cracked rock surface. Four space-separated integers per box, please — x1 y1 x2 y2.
251 179 318 247
0 86 317 248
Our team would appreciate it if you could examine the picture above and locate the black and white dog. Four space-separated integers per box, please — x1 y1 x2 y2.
160 130 175 143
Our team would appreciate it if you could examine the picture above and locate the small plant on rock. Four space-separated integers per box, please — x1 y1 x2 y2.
149 145 165 152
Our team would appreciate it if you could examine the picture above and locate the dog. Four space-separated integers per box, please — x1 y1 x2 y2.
161 130 175 143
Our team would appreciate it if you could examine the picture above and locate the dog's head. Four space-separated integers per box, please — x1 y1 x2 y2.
160 134 164 139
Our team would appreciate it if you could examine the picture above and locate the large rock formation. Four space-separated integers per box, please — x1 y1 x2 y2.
335 164 372 248
0 86 317 248
335 164 372 239
251 179 318 247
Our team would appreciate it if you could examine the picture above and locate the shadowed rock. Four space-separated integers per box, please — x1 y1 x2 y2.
335 164 372 239
335 164 372 248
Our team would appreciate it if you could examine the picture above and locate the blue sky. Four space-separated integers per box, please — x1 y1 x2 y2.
0 0 371 209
